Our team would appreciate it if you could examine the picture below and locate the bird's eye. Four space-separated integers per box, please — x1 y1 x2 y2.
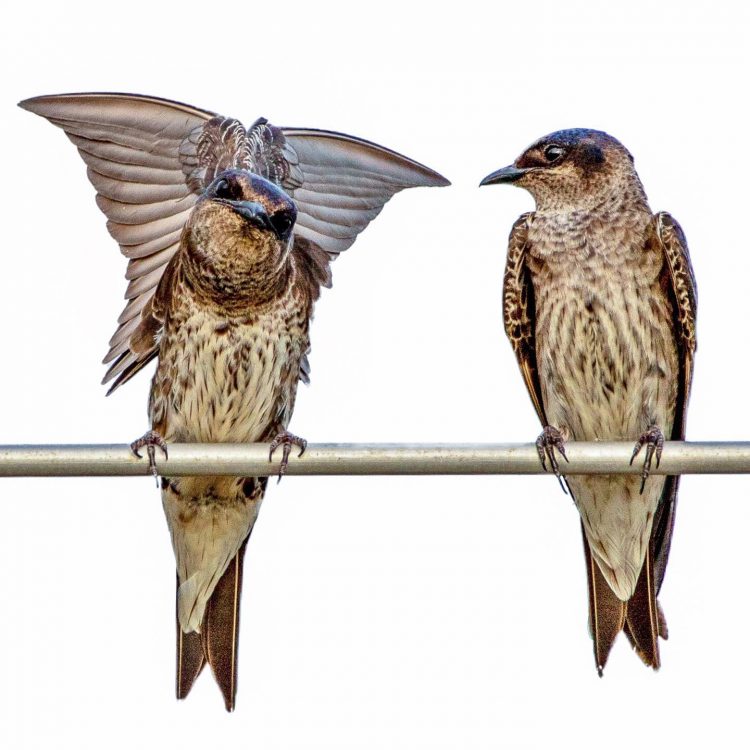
269 208 295 239
213 178 232 199
544 145 565 162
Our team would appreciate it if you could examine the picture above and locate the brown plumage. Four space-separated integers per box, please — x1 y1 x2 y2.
19 92 449 391
481 129 697 673
20 92 449 710
149 170 315 709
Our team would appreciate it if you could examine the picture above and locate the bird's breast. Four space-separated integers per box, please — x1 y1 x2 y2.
151 304 307 444
530 224 678 442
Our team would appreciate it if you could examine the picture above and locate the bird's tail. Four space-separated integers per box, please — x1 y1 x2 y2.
176 538 248 711
622 544 666 669
582 529 665 673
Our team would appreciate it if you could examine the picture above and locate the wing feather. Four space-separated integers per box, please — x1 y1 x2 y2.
108 213 188 246
291 236 334 384
116 293 151 325
283 128 449 258
294 188 384 210
291 225 353 256
68 135 182 169
124 264 168 299
89 169 191 204
650 212 698 591
20 93 448 390
46 119 194 158
80 152 189 185
656 211 697 437
295 210 379 239
95 195 193 224
107 315 141 349
113 233 182 261
124 245 182 280
502 213 547 424
19 93 217 380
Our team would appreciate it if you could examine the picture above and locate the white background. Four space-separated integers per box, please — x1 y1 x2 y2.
0 1 747 747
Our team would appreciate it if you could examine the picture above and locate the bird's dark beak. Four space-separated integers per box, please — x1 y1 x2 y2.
479 165 528 186
231 201 272 232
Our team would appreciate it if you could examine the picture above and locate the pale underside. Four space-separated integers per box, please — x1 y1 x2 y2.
163 479 260 633
531 218 678 600
154 298 305 632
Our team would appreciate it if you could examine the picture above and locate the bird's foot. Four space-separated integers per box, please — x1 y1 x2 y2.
630 424 664 494
130 430 168 487
268 430 307 482
535 425 569 494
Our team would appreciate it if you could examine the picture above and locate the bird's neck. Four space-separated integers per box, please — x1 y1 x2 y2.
182 237 293 312
534 171 650 216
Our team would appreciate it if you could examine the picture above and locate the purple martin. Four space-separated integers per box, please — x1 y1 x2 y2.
481 129 697 672
21 92 449 709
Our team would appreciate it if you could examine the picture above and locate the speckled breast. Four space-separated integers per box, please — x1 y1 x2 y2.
529 216 679 441
151 307 305 445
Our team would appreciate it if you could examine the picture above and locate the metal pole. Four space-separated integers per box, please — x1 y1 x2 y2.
0 442 746 477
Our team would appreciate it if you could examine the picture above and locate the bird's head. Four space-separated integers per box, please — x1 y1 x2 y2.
480 129 646 212
186 170 297 298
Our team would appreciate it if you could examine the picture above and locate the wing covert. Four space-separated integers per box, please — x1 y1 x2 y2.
651 211 698 590
503 213 547 425
655 211 697 440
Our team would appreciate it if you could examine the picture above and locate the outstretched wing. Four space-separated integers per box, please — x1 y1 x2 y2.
18 93 254 385
19 92 448 390
650 211 698 590
502 213 547 425
284 128 449 256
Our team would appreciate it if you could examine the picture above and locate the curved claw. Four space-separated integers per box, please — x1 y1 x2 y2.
630 425 665 494
130 430 168 487
535 426 569 495
268 431 307 482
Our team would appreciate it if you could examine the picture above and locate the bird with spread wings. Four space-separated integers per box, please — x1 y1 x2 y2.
21 92 449 710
